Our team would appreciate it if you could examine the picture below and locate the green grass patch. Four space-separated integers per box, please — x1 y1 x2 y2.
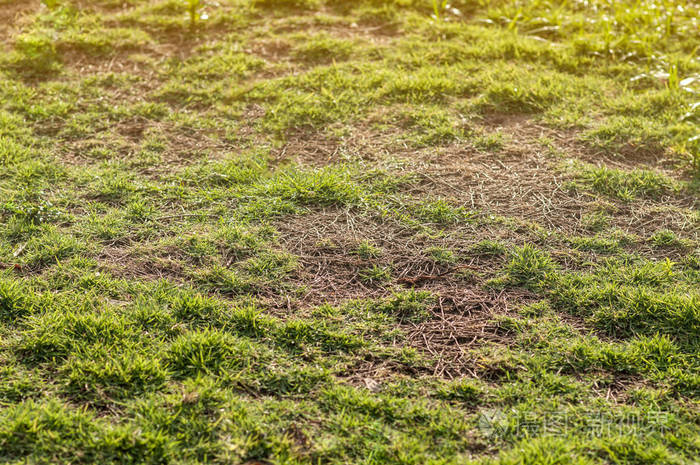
0 0 699 463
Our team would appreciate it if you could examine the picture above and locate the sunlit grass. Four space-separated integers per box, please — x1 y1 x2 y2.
0 0 698 464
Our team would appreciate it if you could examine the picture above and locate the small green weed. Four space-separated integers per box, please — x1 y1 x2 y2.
431 0 448 21
471 239 507 257
359 265 391 285
352 240 382 259
426 246 456 264
41 0 60 10
506 245 557 288
650 229 690 249
184 0 208 28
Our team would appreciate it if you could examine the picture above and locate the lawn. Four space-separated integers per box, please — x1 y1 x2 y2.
0 0 699 464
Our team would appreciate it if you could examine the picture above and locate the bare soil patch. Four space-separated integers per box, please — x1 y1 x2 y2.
404 290 528 379
275 208 509 306
0 0 40 43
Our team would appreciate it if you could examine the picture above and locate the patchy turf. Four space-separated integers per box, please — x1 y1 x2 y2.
0 0 699 464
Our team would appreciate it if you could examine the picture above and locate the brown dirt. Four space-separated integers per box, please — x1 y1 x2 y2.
274 207 511 305
271 208 525 378
0 0 40 43
339 289 533 383
98 243 188 282
403 291 527 379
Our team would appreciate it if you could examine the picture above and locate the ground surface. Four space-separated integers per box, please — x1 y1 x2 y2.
0 0 699 464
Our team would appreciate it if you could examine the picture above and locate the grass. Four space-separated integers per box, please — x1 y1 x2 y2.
571 162 682 201
0 0 699 464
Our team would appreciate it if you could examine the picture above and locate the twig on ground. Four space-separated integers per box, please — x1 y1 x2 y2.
156 213 221 222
